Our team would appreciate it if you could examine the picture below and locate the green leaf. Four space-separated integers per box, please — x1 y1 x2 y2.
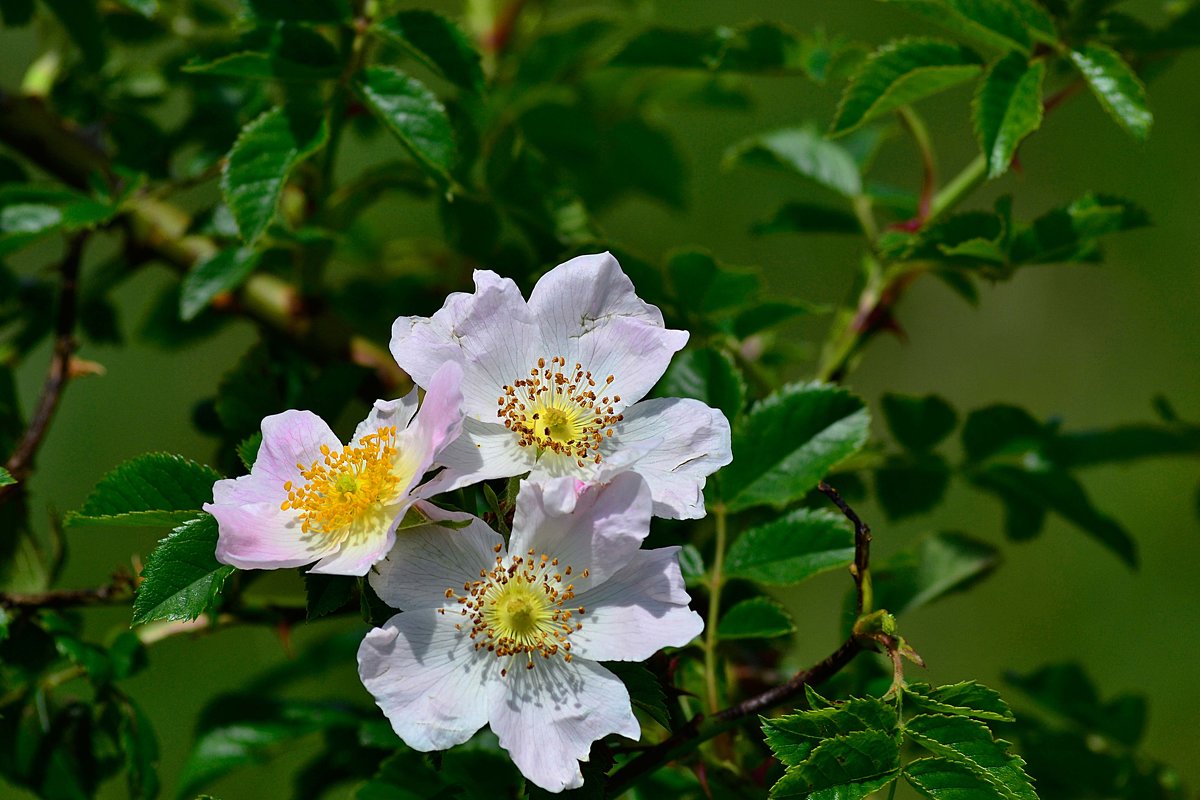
183 23 342 81
179 247 261 321
653 347 746 422
905 682 1015 722
304 573 355 620
734 300 823 338
873 531 1000 616
832 38 983 136
0 466 14 487
604 662 671 730
961 404 1043 462
1070 44 1152 140
0 185 115 257
179 695 362 796
1005 662 1146 746
240 0 350 23
904 756 1008 799
221 106 329 243
974 52 1045 178
115 0 157 17
971 464 1138 566
373 10 484 93
764 696 899 766
0 0 35 26
667 250 760 315
722 382 870 512
882 393 958 452
879 0 1048 53
753 202 862 236
725 508 854 585
43 0 106 68
355 66 457 185
132 515 236 625
874 454 952 520
117 696 160 800
905 714 1037 800
69 453 221 527
718 596 796 639
771 729 901 798
1011 193 1148 265
1048 423 1200 468
237 432 263 471
356 750 452 800
726 126 863 197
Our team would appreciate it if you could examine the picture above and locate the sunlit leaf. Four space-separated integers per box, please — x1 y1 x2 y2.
355 66 457 184
69 453 221 527
132 515 235 625
974 51 1045 178
725 508 854 585
718 596 796 639
1070 44 1152 140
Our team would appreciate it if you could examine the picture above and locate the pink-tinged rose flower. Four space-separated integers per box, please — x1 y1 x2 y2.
358 473 703 793
204 362 465 575
389 252 732 520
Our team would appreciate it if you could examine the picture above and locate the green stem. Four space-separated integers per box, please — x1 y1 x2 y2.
897 105 936 219
851 194 879 242
927 154 987 226
704 504 728 713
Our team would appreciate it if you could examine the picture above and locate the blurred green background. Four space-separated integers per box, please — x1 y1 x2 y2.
3 1 1198 797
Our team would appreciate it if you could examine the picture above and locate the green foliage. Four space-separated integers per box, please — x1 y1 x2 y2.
871 531 1000 616
1069 44 1152 140
973 52 1044 178
372 10 484 93
222 106 329 243
717 596 796 639
131 515 235 625
69 453 222 528
878 0 1055 53
725 508 854 585
354 66 457 185
721 382 870 512
725 126 863 197
183 23 342 81
881 393 958 452
653 347 747 422
604 662 672 730
179 247 261 321
905 682 1015 722
832 38 983 135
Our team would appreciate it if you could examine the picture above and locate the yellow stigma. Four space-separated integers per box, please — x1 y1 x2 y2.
497 356 623 467
443 545 587 675
280 426 400 537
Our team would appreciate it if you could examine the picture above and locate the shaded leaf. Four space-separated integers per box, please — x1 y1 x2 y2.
0 185 115 257
1011 193 1149 266
179 247 261 321
882 393 958 452
974 52 1045 178
1006 662 1147 746
355 66 456 185
304 573 355 620
873 531 1000 616
722 382 870 512
726 126 863 197
667 250 760 315
753 202 861 236
734 300 823 338
221 106 329 243
904 756 1008 799
832 38 983 135
241 0 350 23
971 464 1137 566
879 0 1048 53
237 432 263 471
183 23 341 81
725 508 854 585
961 404 1043 462
604 662 671 730
874 454 952 520
653 347 746 422
132 515 235 625
718 596 796 639
1048 423 1200 468
1070 44 1152 140
905 682 1015 722
373 10 484 93
70 453 221 527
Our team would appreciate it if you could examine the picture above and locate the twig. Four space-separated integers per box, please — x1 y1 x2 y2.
1 234 87 499
897 106 937 223
606 484 878 796
0 581 130 610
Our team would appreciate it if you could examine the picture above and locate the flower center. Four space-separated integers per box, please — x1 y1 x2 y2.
280 426 400 537
443 544 591 676
497 356 623 467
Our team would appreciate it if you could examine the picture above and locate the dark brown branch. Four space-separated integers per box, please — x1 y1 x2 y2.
606 484 878 796
0 581 131 610
2 234 87 500
816 480 872 616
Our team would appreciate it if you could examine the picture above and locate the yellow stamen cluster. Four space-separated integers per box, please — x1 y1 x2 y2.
280 426 400 536
442 543 591 676
497 356 623 467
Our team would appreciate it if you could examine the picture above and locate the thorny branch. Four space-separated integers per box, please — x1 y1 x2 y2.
605 483 878 796
1 234 88 502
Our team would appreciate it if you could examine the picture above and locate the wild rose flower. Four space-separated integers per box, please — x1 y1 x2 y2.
205 362 464 575
390 252 732 520
357 472 703 792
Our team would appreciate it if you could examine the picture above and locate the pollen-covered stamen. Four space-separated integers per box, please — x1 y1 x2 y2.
497 356 623 467
280 426 400 536
445 547 588 674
